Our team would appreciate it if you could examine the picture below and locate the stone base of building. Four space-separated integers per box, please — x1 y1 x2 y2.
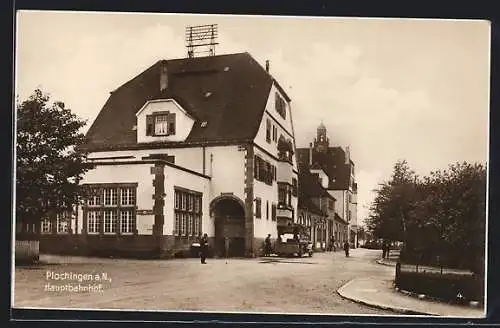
40 234 272 259
253 237 266 257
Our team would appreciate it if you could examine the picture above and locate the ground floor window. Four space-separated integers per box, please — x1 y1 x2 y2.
174 188 202 237
40 212 72 234
83 183 137 235
120 210 134 234
87 210 100 234
103 210 118 234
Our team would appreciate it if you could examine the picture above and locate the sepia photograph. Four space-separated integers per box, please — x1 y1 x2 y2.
12 11 490 318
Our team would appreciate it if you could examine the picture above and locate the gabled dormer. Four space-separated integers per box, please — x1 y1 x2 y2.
135 98 195 143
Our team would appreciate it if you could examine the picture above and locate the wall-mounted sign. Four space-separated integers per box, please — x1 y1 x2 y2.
137 209 154 215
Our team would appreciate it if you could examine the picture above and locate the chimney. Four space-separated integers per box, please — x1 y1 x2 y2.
265 60 270 73
309 142 313 166
160 63 168 92
345 146 350 164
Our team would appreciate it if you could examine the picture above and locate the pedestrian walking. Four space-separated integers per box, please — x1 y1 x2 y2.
200 233 209 264
343 240 350 257
264 234 272 257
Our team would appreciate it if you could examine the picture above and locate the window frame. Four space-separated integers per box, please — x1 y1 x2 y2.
146 111 176 137
255 198 262 218
266 118 271 143
83 183 137 236
174 188 202 237
275 92 287 119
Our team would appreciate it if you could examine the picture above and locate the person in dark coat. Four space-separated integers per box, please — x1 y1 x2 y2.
343 240 350 257
200 233 209 264
264 234 272 257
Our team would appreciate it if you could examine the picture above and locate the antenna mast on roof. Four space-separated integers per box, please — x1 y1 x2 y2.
185 24 219 58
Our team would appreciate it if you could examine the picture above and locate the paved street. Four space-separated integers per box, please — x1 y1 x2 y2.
13 248 394 315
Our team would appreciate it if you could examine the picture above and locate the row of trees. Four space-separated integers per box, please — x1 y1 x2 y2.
366 160 487 272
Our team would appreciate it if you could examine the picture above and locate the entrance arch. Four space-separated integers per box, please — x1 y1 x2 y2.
210 195 246 257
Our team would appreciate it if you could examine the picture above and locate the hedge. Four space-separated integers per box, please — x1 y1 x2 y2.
395 269 484 304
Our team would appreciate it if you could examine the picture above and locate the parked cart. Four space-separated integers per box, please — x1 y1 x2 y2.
275 224 313 257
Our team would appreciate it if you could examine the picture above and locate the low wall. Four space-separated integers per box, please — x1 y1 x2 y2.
395 263 484 304
39 234 218 259
15 240 39 264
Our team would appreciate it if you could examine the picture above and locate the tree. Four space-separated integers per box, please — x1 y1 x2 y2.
367 158 486 271
412 162 486 270
16 89 93 235
366 160 418 245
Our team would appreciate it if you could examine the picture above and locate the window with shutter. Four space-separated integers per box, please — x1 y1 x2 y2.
266 119 271 143
271 204 277 221
255 198 262 218
254 155 258 179
146 115 154 136
168 112 176 135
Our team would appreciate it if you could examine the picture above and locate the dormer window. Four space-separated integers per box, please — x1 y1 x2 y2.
146 111 176 136
155 114 169 135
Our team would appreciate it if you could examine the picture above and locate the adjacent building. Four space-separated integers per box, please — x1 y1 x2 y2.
40 52 299 258
298 165 339 251
297 123 358 247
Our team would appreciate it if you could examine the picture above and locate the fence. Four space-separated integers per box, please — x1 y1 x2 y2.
395 260 484 304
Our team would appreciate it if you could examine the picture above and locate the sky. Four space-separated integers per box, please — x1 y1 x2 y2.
15 11 491 225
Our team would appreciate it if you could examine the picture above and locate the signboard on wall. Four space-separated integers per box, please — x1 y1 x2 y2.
137 209 154 215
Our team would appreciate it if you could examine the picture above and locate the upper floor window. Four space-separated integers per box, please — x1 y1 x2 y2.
275 92 286 119
146 111 176 136
278 182 292 207
266 119 271 143
254 155 275 185
277 136 294 163
292 178 298 197
255 198 262 218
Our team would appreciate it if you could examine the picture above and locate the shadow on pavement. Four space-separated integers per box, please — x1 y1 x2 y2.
259 259 317 265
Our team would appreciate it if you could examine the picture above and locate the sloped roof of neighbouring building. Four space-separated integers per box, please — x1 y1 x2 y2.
297 147 353 190
82 52 289 151
297 164 335 216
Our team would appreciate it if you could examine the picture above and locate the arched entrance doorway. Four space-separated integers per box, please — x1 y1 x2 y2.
211 196 246 257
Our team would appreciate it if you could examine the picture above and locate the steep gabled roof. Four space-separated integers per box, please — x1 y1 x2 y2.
83 52 284 151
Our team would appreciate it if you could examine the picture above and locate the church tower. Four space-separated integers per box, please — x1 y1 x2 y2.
313 122 329 152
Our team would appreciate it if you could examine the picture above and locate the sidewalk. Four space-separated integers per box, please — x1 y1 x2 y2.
337 258 485 317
